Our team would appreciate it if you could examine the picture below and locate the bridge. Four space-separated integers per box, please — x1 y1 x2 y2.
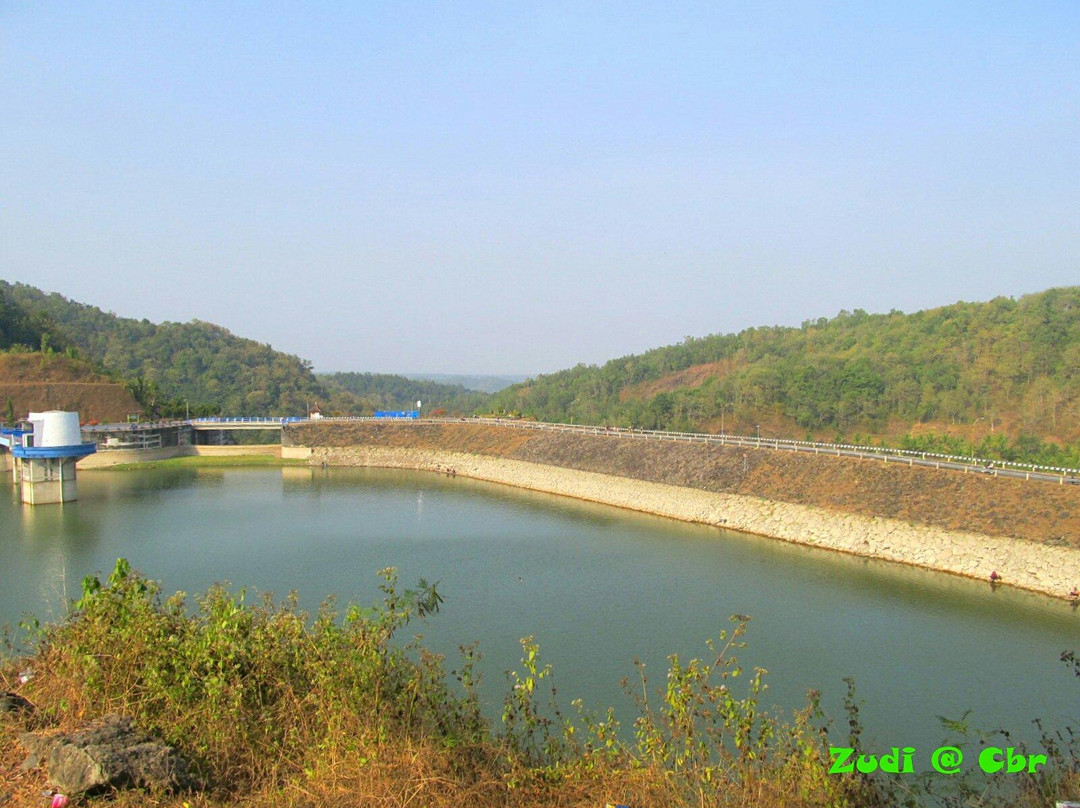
188 416 303 431
0 426 25 450
75 417 303 456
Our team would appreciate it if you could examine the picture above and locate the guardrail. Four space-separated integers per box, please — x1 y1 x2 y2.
191 417 301 425
99 433 163 451
307 416 1080 486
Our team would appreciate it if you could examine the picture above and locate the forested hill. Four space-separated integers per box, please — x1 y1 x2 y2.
492 288 1080 459
319 373 490 414
400 373 529 394
1 280 328 415
0 281 495 418
0 289 72 354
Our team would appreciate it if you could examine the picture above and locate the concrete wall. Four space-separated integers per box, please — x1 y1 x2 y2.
80 446 185 468
79 444 281 468
189 444 280 457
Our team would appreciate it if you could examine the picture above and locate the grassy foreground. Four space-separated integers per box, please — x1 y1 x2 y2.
2 561 1076 807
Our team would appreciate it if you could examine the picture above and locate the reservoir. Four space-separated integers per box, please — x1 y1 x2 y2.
2 465 1077 753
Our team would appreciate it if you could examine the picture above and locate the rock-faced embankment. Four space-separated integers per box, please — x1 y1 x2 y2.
284 421 1080 598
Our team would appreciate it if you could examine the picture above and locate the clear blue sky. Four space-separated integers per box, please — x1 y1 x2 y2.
2 2 1078 375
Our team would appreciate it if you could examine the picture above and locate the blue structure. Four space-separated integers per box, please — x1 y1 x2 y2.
0 427 24 481
0 426 26 452
373 411 420 419
10 412 97 504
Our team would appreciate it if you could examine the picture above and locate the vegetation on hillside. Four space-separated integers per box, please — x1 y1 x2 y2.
2 560 1076 807
7 277 1080 469
402 372 529 394
0 281 499 420
492 288 1080 466
320 371 492 414
1 281 329 416
0 292 73 356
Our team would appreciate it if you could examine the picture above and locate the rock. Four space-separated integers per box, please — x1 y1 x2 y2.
0 691 34 715
19 714 197 795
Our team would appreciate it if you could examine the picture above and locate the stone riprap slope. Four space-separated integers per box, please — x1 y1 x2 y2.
284 421 1080 597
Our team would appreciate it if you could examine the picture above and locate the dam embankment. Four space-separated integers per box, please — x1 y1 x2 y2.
283 421 1080 598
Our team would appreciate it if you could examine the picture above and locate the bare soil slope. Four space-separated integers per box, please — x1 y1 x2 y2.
0 353 140 422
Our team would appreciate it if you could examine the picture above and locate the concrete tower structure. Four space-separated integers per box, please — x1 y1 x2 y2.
11 411 96 504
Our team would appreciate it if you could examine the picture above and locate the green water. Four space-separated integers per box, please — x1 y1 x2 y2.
2 466 1077 753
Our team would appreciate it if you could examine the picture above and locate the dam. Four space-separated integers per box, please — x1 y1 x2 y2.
281 418 1080 599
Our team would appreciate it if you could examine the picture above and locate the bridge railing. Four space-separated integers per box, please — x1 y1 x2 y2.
191 416 301 425
98 433 164 451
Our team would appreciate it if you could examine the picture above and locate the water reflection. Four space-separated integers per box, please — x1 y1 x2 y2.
79 467 207 502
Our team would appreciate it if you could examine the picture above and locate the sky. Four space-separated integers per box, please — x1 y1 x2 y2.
2 2 1078 376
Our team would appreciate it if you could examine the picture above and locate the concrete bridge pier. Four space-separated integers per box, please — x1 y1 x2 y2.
19 456 79 505
0 444 21 483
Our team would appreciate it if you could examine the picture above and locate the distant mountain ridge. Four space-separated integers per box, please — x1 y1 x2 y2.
398 373 529 394
318 372 491 413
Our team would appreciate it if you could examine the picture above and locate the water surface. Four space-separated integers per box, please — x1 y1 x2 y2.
2 466 1077 752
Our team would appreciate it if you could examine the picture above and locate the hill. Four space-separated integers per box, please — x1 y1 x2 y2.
399 373 529 393
0 352 141 423
1 281 334 416
492 288 1080 465
0 289 72 355
0 280 498 419
319 372 491 414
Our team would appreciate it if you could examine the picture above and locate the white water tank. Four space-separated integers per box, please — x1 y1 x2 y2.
28 411 83 448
